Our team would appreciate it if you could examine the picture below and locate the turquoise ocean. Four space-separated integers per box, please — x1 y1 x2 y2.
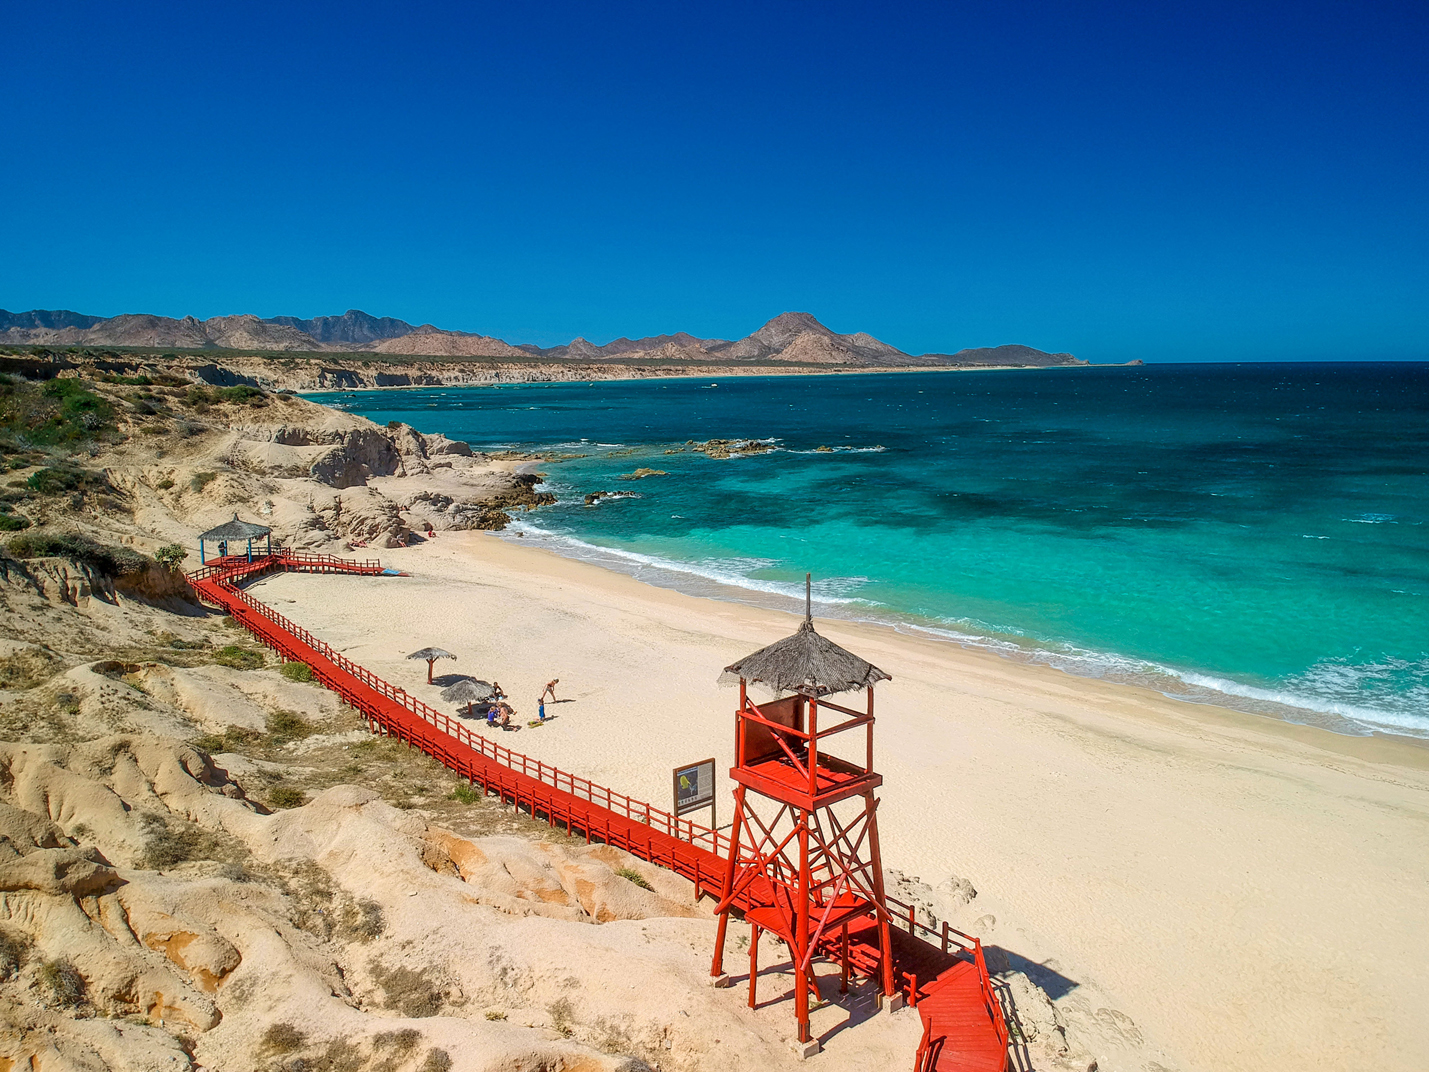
307 363 1429 739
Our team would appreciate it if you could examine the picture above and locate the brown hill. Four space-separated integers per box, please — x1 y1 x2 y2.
0 306 1082 368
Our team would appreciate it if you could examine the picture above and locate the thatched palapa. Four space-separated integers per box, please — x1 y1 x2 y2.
724 575 890 696
198 513 272 542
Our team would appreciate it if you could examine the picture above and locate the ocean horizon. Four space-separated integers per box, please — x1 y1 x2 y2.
307 362 1429 740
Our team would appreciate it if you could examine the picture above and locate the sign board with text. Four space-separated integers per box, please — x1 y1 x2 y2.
673 758 717 824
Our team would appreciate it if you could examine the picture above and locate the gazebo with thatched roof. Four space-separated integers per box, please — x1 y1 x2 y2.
198 513 272 564
709 574 898 1049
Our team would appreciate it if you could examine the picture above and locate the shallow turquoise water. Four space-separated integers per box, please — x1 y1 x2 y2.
308 363 1429 737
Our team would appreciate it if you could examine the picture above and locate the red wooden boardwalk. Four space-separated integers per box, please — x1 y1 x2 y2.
188 551 1007 1070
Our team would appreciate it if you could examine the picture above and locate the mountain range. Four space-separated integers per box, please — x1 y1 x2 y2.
0 308 1082 367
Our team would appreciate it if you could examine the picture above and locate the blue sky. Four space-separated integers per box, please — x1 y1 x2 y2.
1 1 1425 361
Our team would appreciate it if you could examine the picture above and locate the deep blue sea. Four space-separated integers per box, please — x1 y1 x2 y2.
307 363 1429 738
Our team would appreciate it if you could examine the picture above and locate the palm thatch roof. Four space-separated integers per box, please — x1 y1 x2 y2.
199 513 272 541
441 679 494 703
408 647 456 663
723 574 890 696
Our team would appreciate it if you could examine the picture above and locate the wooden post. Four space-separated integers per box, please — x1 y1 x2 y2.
866 793 896 1000
748 923 761 1008
711 785 746 978
807 695 819 798
795 809 812 1043
840 923 849 994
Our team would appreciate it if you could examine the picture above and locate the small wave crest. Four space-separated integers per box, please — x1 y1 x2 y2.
500 523 1429 739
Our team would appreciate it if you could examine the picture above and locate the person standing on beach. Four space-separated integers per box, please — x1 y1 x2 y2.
540 679 559 703
537 697 546 722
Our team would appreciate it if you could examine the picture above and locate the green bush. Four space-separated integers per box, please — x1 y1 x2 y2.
279 661 314 683
189 471 217 492
153 543 188 570
212 644 264 670
268 786 306 809
615 866 653 890
0 513 29 532
266 709 313 742
4 533 150 576
216 385 266 405
449 783 479 805
26 465 105 497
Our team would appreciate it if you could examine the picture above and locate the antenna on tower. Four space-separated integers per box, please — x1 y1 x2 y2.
805 573 812 623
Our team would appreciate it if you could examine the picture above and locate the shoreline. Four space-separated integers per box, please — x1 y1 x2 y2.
497 518 1429 745
252 530 1429 1072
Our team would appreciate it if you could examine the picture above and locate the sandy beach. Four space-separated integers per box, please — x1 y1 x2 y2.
250 531 1429 1072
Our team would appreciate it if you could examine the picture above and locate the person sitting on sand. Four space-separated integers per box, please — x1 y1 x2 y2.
539 679 559 703
498 704 513 730
490 681 506 701
485 704 499 726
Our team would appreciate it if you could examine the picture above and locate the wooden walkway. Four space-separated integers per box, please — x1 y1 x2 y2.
188 551 1007 1070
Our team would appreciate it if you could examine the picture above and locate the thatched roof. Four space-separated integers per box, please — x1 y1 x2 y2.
408 647 456 662
199 513 272 541
725 618 890 696
441 679 493 703
727 574 890 697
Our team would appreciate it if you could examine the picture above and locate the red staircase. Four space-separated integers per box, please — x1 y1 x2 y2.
188 551 1007 1070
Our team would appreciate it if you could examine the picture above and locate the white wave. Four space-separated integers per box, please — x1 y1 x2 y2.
497 525 1429 741
500 522 870 607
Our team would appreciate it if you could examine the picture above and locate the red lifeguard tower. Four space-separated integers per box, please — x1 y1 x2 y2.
711 577 896 1048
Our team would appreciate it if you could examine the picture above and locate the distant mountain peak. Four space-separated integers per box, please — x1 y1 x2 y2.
0 305 1081 368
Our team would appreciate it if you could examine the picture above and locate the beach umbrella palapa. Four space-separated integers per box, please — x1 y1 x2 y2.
407 646 457 684
441 679 495 717
722 574 891 696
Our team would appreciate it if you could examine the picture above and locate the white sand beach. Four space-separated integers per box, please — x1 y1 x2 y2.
251 532 1429 1072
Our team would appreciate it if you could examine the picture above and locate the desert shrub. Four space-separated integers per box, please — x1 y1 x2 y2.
26 464 106 497
140 812 229 869
0 647 62 688
484 1010 507 1021
37 958 85 1005
0 512 30 531
191 724 262 754
344 898 385 942
449 783 478 805
268 786 306 809
548 997 576 1036
266 709 313 742
216 385 266 405
155 477 176 490
189 471 216 492
279 661 313 683
615 866 653 891
420 1050 453 1072
0 929 30 979
371 960 443 1017
153 543 187 570
260 1022 305 1054
373 1028 421 1056
212 644 264 670
4 532 149 577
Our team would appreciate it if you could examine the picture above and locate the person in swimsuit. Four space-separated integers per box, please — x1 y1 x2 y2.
539 679 559 703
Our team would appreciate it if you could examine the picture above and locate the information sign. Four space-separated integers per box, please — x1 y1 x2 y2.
673 758 717 825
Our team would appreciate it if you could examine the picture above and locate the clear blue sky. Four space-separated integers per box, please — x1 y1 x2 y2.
2 1 1425 361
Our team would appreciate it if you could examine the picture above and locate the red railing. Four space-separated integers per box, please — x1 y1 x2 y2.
190 551 732 861
191 550 1007 1070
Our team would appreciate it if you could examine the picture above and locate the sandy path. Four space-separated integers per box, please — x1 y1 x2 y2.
250 533 1429 1072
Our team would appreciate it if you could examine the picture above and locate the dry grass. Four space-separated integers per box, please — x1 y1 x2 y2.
37 958 85 1006
369 959 443 1018
260 1022 305 1054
